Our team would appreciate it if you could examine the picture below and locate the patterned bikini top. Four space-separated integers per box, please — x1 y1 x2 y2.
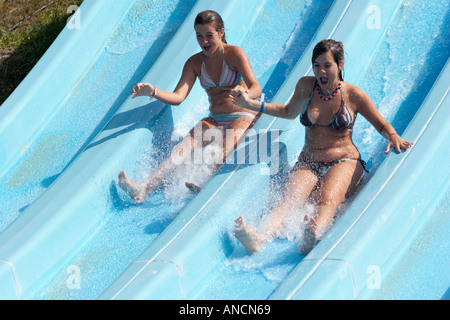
199 47 243 90
300 81 355 131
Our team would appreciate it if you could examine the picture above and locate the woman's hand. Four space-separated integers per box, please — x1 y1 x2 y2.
384 134 413 154
131 83 155 99
230 85 254 109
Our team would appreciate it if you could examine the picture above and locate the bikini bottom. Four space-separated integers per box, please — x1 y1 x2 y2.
293 158 368 177
208 112 256 129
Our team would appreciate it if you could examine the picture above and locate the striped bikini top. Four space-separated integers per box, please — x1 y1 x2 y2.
199 47 243 90
300 81 355 131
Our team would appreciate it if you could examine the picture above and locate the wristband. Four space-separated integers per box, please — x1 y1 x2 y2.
150 86 157 100
259 101 265 114
389 132 397 137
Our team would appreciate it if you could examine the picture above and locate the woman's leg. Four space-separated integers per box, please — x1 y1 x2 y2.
235 163 319 253
300 159 365 254
222 115 257 162
186 115 257 192
118 118 217 203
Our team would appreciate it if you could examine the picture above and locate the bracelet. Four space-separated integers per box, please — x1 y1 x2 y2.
248 90 257 99
389 132 398 137
259 101 265 114
150 85 157 99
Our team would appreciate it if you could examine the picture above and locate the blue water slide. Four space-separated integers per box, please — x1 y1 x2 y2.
0 0 198 232
101 0 449 300
0 0 200 298
1 0 448 300
0 0 335 300
0 0 133 174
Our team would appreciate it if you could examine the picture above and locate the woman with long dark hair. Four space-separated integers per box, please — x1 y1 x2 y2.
231 39 412 254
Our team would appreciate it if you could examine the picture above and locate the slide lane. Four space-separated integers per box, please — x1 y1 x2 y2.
0 0 196 232
0 0 227 299
271 59 449 300
207 0 450 300
0 0 133 175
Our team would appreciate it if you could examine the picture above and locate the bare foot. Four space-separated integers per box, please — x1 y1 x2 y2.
300 227 317 255
234 216 266 254
185 182 201 193
118 171 147 204
300 215 318 255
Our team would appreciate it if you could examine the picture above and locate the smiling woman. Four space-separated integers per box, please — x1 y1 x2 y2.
195 9 227 45
118 10 262 202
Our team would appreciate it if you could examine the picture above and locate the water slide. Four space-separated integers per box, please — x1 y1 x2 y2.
0 0 333 299
0 0 448 300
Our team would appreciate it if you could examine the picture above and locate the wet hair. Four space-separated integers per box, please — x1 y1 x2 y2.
312 39 345 81
194 10 227 44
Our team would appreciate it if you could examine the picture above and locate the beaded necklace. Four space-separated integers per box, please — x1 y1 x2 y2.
316 81 342 101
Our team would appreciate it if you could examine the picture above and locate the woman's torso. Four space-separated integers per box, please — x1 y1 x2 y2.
194 45 258 116
299 78 361 162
